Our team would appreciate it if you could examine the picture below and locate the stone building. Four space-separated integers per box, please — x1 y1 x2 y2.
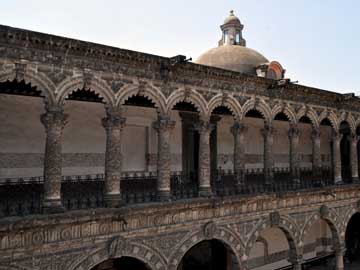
0 10 360 270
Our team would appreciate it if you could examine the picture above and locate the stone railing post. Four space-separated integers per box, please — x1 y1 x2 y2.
153 115 175 201
41 107 68 213
288 253 303 270
194 118 214 197
288 125 300 182
332 131 343 184
311 127 321 177
261 122 275 184
335 250 344 270
231 122 247 185
102 110 126 207
350 133 359 183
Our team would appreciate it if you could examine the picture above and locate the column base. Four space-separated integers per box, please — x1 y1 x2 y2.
42 199 65 214
334 177 343 185
104 194 124 208
157 190 171 202
199 186 212 197
352 176 360 184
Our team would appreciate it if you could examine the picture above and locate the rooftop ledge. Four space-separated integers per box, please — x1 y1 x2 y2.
0 24 356 103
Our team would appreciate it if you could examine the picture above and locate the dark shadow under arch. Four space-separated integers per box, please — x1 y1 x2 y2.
345 212 360 263
90 256 150 270
177 239 239 270
274 111 290 122
244 108 264 119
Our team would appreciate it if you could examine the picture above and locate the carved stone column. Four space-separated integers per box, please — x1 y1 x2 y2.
311 127 321 177
102 111 126 207
231 122 247 185
41 107 68 213
153 115 175 201
332 131 343 184
335 251 344 270
350 133 359 182
194 118 214 197
261 123 275 184
288 126 300 182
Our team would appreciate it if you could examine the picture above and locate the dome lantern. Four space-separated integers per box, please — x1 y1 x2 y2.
219 10 246 47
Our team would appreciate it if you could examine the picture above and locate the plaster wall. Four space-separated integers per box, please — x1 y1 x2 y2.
0 95 333 178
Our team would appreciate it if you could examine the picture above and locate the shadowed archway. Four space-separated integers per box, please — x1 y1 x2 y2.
90 256 150 270
177 239 238 270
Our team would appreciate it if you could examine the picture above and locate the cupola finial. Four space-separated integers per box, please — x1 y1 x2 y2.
219 10 246 47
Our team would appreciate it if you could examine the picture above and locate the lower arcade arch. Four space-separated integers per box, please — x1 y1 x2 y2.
345 212 360 263
302 218 336 267
246 226 298 270
177 239 240 270
90 256 150 270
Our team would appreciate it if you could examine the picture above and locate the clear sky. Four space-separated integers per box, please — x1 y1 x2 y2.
1 0 359 94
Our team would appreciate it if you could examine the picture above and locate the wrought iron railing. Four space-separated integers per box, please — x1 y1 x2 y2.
0 166 355 218
171 171 198 199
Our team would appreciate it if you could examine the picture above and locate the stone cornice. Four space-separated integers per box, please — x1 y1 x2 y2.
0 184 358 235
1 24 360 113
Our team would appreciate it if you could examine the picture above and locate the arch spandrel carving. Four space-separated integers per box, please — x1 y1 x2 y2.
207 93 241 121
165 87 208 115
0 64 57 106
72 237 167 270
241 97 272 121
270 102 297 124
56 74 116 107
116 82 166 114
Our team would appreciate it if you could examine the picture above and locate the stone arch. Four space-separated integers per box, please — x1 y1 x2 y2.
271 103 297 124
0 66 57 106
56 75 116 107
244 214 301 266
168 223 244 270
296 107 319 127
166 88 207 116
72 238 167 270
116 83 166 114
319 110 339 130
241 98 272 122
341 204 358 234
354 117 360 133
301 206 342 252
339 112 356 134
207 94 241 121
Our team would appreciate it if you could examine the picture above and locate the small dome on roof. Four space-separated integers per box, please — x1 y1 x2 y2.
195 10 286 78
196 45 268 75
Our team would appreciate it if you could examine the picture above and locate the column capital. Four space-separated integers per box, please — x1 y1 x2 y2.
102 112 126 130
40 109 68 131
288 126 300 139
332 130 343 140
194 119 214 134
231 122 248 136
153 115 175 133
311 127 321 140
261 123 275 137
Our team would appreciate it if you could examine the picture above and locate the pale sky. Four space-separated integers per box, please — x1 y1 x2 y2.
1 0 359 94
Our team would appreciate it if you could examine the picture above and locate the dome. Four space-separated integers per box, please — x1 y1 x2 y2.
196 45 269 75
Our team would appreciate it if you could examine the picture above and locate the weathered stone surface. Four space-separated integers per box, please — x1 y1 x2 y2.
40 108 67 213
102 110 126 207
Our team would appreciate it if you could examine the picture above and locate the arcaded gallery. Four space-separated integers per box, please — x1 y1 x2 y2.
0 11 360 270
